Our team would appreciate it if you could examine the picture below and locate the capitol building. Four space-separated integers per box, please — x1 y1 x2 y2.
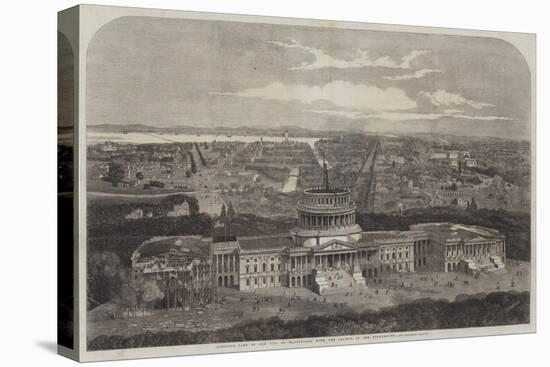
132 178 507 308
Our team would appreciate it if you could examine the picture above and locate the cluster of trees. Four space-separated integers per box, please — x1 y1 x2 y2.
160 194 199 215
89 213 212 253
103 162 126 186
465 198 478 211
97 216 185 240
468 166 530 188
87 251 125 308
88 291 529 351
88 195 200 227
245 164 290 182
219 201 236 222
216 213 297 238
87 195 204 306
87 265 166 319
213 201 240 241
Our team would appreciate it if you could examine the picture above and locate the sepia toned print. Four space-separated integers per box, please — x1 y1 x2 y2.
59 4 535 361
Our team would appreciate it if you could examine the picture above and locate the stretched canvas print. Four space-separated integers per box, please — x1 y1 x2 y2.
58 4 536 362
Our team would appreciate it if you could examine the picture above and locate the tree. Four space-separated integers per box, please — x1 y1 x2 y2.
470 198 478 210
116 280 138 318
188 151 197 173
220 203 227 220
106 162 125 186
227 201 236 221
137 279 164 314
136 171 144 181
87 251 122 308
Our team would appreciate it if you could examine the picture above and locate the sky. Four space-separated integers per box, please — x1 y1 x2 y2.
86 16 532 140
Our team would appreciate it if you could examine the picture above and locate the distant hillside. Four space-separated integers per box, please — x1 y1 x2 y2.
87 123 359 138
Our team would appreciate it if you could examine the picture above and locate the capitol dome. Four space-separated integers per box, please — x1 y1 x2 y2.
290 186 363 247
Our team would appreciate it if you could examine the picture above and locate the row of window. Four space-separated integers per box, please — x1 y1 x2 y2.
380 251 410 261
245 257 279 263
245 275 282 286
382 262 411 272
245 263 282 273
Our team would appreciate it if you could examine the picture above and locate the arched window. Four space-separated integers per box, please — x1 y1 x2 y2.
262 263 267 272
245 265 249 274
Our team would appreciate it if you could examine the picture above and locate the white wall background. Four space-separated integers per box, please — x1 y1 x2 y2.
0 0 546 366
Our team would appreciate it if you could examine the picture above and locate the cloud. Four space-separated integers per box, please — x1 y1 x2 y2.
210 81 417 111
267 39 431 71
305 109 513 122
383 68 442 81
303 109 365 119
443 108 464 114
419 89 495 109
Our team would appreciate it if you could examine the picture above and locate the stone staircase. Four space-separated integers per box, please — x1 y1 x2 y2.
312 270 366 295
463 259 479 275
490 256 505 270
464 256 506 276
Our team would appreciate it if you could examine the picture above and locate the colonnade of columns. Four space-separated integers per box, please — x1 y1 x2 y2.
414 239 429 255
298 212 355 229
451 241 504 258
314 252 356 271
215 253 238 273
355 250 376 266
302 195 350 206
290 255 310 272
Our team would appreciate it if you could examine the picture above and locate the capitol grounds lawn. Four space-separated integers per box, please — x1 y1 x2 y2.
87 260 530 342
